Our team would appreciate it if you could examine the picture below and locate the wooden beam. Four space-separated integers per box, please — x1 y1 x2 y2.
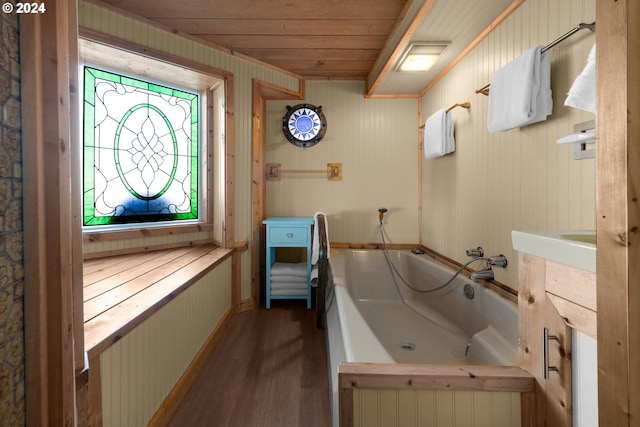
224 76 235 250
339 363 535 392
20 1 77 424
596 0 640 425
87 0 407 20
367 0 436 95
153 18 398 36
199 34 388 50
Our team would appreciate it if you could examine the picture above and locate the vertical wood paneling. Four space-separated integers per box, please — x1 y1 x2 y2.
265 81 419 244
421 0 595 291
100 258 232 427
78 0 300 298
353 389 521 427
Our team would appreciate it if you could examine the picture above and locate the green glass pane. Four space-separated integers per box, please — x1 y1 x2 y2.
82 65 200 227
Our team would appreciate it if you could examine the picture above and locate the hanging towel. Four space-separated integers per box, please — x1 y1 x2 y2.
311 211 329 281
424 109 455 159
564 44 596 113
487 45 553 133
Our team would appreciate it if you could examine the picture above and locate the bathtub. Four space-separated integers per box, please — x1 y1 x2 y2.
325 248 519 426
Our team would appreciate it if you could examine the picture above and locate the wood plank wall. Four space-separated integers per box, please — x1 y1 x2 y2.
421 0 596 291
265 80 420 243
78 0 300 300
99 258 232 426
352 389 522 427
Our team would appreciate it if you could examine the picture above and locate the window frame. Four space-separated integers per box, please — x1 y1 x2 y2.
78 36 226 251
82 65 203 228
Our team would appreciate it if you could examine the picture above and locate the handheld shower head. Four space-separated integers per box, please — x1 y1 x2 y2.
378 207 388 224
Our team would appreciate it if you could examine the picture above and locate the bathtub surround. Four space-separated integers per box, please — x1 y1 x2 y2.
327 249 532 426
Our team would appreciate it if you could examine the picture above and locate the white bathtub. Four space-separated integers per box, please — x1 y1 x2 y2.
325 248 519 426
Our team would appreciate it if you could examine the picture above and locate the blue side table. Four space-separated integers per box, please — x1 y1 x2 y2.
263 217 314 309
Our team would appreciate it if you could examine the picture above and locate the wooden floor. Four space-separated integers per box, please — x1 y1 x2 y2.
169 300 332 426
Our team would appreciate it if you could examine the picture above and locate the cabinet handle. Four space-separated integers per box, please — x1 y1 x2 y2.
543 327 559 379
286 233 294 238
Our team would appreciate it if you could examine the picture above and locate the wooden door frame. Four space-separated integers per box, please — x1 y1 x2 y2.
20 1 81 424
596 0 640 425
250 80 303 309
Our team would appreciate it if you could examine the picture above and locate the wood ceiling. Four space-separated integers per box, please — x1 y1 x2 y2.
95 0 410 80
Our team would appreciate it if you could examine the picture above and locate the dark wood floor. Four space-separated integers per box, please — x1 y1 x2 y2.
169 301 332 427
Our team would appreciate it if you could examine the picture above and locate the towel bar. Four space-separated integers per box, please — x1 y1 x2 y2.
446 101 471 112
475 22 595 96
266 162 342 181
419 102 471 129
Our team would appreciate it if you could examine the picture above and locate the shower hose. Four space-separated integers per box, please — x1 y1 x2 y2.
378 222 485 294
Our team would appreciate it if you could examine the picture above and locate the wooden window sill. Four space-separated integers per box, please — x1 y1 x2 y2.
83 244 232 358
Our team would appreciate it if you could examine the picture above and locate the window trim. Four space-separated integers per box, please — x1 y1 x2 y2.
78 33 231 252
81 65 202 228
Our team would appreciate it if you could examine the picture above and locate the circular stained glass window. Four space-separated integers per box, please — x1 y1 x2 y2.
282 103 327 148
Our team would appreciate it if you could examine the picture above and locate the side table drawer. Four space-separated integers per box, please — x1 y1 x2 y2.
269 227 309 244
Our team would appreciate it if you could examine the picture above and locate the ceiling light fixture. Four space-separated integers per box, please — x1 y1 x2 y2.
395 43 449 72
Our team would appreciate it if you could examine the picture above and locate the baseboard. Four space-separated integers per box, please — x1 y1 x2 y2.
147 305 235 426
238 297 255 312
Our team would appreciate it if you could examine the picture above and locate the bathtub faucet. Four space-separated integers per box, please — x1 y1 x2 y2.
470 254 508 281
465 247 484 258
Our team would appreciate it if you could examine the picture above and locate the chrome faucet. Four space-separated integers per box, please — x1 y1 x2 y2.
470 266 495 281
470 254 508 281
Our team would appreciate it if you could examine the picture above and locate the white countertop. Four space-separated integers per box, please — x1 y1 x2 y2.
511 230 596 273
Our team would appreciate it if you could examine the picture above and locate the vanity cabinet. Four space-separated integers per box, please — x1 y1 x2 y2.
517 251 598 427
263 217 314 309
513 230 598 426
518 254 574 427
544 260 597 339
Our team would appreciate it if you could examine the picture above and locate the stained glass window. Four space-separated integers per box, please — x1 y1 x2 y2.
83 66 199 226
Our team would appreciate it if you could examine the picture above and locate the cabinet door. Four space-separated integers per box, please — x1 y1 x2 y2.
518 254 572 427
544 294 573 427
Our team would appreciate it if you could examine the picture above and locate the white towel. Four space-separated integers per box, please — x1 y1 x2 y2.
270 279 308 291
269 275 308 284
270 262 307 277
564 44 595 113
271 288 308 296
424 109 455 159
487 45 553 133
